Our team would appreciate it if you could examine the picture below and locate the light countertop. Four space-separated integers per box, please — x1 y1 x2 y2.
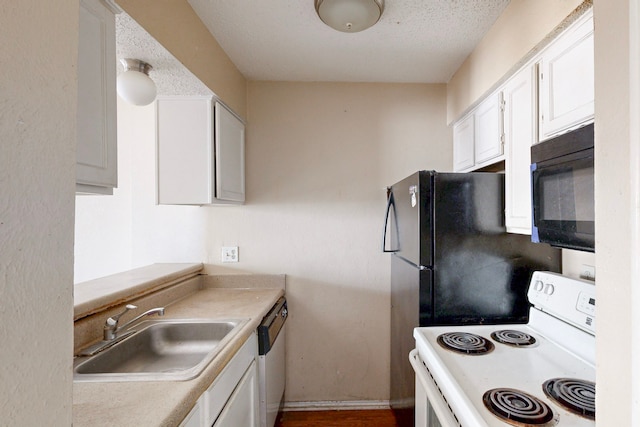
73 277 284 426
74 263 204 320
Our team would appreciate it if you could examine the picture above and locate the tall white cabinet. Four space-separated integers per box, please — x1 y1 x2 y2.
503 67 536 234
156 97 245 205
76 0 119 195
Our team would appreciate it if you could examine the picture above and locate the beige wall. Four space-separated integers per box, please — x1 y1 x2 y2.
204 82 451 403
593 1 640 424
117 0 248 118
0 1 77 424
75 81 450 403
447 0 584 123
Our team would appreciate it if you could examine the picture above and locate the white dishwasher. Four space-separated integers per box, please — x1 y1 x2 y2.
257 297 287 427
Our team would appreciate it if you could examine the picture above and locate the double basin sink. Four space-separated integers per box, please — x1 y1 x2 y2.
74 318 247 382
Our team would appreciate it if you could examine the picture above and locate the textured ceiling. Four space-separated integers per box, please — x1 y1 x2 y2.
187 0 511 83
115 13 213 97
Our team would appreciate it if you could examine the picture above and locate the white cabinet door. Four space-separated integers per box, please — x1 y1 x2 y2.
538 11 594 140
203 333 257 426
503 66 536 235
156 97 245 205
453 93 504 172
157 97 212 205
452 114 474 172
76 0 118 195
215 102 245 202
213 361 259 427
180 399 204 427
474 93 503 165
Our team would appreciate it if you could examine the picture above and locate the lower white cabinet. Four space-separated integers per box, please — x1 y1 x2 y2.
180 333 258 427
157 97 245 205
181 400 204 427
214 361 258 427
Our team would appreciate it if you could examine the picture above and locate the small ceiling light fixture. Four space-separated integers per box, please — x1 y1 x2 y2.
116 58 156 106
315 0 384 33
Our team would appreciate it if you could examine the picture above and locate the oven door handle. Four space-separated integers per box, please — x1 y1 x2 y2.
409 349 462 427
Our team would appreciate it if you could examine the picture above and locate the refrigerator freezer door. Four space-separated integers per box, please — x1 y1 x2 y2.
390 171 433 268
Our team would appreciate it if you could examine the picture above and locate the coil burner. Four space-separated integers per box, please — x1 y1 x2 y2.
543 378 595 420
436 332 494 355
483 388 559 426
491 329 537 347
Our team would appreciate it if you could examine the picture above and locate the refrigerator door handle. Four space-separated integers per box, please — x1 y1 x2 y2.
383 187 399 253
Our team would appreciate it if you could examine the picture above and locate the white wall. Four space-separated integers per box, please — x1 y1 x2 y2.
0 1 76 424
562 249 596 280
74 98 134 283
74 97 207 283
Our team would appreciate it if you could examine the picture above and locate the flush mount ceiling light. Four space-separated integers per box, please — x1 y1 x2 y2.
315 0 384 33
116 58 156 106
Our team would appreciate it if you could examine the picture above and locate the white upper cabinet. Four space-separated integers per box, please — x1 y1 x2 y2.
453 93 504 172
450 7 593 233
215 102 246 202
76 0 119 195
503 66 536 235
452 114 475 172
474 93 504 165
538 11 594 141
157 97 245 205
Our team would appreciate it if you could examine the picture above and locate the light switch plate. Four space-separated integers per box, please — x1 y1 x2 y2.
221 246 239 263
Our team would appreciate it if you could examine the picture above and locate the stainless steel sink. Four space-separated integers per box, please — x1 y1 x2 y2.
74 319 247 382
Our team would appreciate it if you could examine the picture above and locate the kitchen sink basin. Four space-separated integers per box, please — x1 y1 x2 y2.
74 319 247 382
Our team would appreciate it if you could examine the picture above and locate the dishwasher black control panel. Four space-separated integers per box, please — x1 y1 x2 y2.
258 297 287 355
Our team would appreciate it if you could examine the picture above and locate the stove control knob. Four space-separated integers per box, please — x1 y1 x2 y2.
533 280 544 292
544 283 555 295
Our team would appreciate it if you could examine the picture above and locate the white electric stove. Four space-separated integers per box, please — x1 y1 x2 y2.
411 271 596 427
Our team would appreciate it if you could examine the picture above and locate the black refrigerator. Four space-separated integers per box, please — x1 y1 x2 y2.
384 171 561 427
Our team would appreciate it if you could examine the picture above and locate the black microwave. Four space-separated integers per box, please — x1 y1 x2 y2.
530 123 594 252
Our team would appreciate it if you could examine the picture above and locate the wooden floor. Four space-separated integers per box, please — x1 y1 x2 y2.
274 409 399 427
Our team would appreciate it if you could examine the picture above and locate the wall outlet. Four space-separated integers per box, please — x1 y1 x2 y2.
221 246 239 263
580 264 595 281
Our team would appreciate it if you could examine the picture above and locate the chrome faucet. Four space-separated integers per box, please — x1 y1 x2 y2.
103 304 165 340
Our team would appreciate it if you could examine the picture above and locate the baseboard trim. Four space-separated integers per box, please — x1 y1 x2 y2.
282 400 391 412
